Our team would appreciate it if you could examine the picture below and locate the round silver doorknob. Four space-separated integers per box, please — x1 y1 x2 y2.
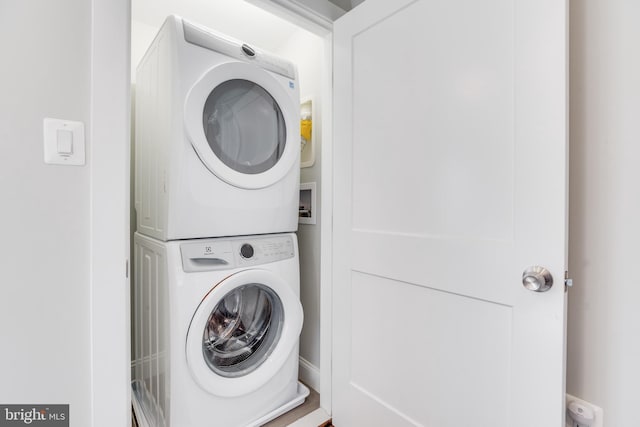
522 266 553 292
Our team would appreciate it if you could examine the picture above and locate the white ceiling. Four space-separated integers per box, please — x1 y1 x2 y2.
131 0 303 52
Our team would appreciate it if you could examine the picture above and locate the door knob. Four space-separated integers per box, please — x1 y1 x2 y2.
522 266 553 292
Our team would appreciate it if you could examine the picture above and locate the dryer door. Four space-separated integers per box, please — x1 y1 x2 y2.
186 269 303 397
184 62 299 189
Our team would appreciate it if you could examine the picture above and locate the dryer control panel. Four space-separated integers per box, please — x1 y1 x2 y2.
180 234 295 272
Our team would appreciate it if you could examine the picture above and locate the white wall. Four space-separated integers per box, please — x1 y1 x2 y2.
567 0 640 424
0 1 130 426
0 0 92 423
275 29 326 389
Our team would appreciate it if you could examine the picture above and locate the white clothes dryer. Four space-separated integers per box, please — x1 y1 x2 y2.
131 232 308 427
135 15 300 241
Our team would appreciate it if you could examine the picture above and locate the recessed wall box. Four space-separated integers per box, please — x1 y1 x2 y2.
299 182 316 225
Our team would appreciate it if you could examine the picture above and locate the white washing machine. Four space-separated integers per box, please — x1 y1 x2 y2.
135 15 300 241
131 232 307 427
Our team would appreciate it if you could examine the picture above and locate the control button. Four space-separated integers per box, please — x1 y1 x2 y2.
240 243 254 259
241 44 256 58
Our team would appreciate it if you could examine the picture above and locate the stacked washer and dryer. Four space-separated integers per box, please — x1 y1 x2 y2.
131 15 307 427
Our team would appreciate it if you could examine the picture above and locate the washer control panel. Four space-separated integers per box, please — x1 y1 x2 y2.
235 235 294 266
181 234 294 272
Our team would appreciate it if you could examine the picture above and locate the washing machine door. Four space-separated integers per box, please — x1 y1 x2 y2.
184 62 299 189
186 269 303 397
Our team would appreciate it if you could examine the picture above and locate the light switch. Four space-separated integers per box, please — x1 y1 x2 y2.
56 129 73 155
44 118 85 165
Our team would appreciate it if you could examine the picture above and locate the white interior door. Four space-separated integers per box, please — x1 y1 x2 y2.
332 0 568 426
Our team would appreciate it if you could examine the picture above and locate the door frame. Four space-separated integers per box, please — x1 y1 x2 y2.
90 0 131 426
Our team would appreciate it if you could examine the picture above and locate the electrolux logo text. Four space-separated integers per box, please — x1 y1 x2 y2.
0 405 68 427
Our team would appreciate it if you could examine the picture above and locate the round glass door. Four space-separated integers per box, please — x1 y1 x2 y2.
202 283 283 378
184 62 299 190
185 269 303 397
203 80 286 175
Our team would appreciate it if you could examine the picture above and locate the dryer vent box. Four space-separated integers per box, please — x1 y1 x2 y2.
299 182 316 225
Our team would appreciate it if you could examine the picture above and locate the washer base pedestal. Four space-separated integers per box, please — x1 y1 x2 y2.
248 382 310 427
131 381 310 427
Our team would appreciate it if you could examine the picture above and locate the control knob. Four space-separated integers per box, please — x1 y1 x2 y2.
240 243 254 259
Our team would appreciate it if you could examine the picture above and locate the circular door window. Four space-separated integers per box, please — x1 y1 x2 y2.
202 283 283 378
186 269 303 397
203 80 286 175
185 62 299 190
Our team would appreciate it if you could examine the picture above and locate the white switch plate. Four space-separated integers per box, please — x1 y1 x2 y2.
43 118 85 165
566 394 603 427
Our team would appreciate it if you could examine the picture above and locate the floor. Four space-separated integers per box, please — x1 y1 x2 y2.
263 384 320 427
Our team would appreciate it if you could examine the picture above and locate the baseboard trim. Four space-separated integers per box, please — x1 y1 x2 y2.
298 356 320 392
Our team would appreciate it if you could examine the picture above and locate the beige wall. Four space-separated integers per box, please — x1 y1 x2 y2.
567 0 640 424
